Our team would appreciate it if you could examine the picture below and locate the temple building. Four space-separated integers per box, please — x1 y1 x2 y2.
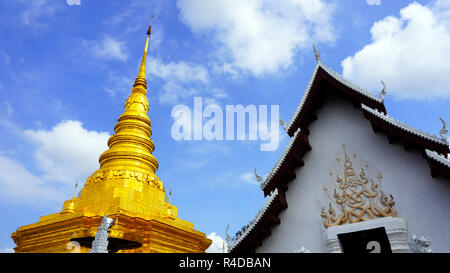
11 25 211 253
229 47 450 253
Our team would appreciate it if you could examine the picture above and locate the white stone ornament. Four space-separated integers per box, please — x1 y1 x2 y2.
293 246 311 253
90 214 115 253
409 234 433 253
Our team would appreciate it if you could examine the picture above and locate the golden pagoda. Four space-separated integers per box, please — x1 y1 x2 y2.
11 24 212 253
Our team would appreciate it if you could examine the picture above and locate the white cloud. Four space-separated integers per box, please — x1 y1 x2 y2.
66 0 81 6
3 101 13 117
149 58 209 84
102 0 163 29
149 58 205 104
177 0 336 76
84 38 128 62
342 1 450 99
0 120 110 208
149 58 227 105
24 120 110 186
0 50 11 65
20 0 58 27
240 172 258 185
159 81 199 105
0 155 66 207
206 232 227 253
367 0 381 6
103 72 133 98
0 246 14 253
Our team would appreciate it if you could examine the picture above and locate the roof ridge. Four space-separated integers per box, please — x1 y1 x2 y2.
319 63 382 103
425 149 450 167
287 62 383 133
229 188 279 252
361 104 446 145
287 64 321 132
261 128 302 190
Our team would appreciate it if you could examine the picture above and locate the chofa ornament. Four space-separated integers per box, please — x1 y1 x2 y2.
225 224 232 250
320 145 396 228
279 115 288 133
439 117 448 143
379 81 387 102
254 169 263 185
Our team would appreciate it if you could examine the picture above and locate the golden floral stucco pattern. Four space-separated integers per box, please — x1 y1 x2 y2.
321 145 396 228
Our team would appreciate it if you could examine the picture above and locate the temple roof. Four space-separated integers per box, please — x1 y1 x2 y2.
230 53 450 253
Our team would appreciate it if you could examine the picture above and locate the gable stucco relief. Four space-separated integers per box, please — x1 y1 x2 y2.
320 144 397 228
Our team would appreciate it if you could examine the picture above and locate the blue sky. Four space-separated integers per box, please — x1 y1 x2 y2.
0 0 449 253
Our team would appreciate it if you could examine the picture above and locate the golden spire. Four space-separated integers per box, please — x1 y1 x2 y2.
12 20 213 254
95 19 159 175
133 18 153 90
72 20 167 220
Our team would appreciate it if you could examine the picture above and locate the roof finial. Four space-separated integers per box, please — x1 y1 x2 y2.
147 15 154 35
379 81 387 102
254 168 263 185
133 16 154 90
313 44 321 63
279 115 288 133
439 117 448 143
225 224 232 250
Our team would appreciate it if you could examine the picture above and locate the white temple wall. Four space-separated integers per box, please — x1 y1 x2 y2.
256 94 450 253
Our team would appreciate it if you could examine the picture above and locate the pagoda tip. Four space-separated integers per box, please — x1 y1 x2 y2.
147 15 154 35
